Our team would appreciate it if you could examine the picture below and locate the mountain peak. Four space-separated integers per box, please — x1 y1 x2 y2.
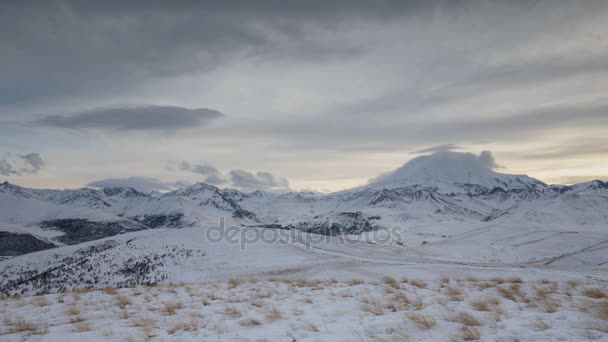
369 151 545 192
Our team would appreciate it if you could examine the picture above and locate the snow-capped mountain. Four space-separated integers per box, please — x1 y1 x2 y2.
1 152 607 258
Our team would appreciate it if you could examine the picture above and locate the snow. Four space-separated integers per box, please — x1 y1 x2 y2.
1 273 607 341
1 151 607 340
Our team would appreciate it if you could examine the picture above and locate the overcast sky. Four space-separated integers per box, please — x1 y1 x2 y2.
1 0 607 192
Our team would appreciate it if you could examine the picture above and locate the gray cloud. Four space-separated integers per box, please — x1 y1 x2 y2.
228 170 290 192
178 160 290 192
179 161 226 185
20 153 45 173
34 106 223 131
87 176 176 193
410 144 462 155
0 160 18 176
0 153 46 176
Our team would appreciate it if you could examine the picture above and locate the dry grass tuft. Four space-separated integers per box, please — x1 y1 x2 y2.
168 319 199 334
446 286 465 302
130 317 156 328
409 312 436 329
7 317 49 335
507 277 523 284
69 315 87 324
305 323 319 332
66 305 80 316
538 297 561 313
531 320 551 331
224 304 242 318
265 306 283 320
409 280 428 289
349 278 364 286
360 297 384 316
32 297 49 307
597 301 608 321
382 276 400 289
240 318 263 327
459 326 481 340
583 288 607 299
116 309 129 320
470 297 501 312
490 277 506 285
566 280 578 288
444 312 482 326
228 278 241 289
163 301 184 315
497 284 524 302
102 287 118 295
117 296 132 309
72 321 92 332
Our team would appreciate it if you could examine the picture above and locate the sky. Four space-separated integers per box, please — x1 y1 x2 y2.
1 0 608 193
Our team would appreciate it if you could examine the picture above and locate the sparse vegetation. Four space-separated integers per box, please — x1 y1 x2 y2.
223 304 242 318
409 312 436 329
265 306 283 320
583 288 607 299
382 276 400 289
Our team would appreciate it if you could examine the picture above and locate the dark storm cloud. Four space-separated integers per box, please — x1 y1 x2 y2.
0 0 442 105
410 144 462 155
179 161 226 185
228 170 290 192
87 176 175 193
34 106 223 131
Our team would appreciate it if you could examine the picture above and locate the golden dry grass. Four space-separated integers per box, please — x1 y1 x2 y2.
32 297 49 307
349 278 364 286
227 278 241 289
5 317 48 335
130 317 156 327
163 301 184 315
531 320 551 332
116 296 132 309
360 297 384 316
459 326 481 340
265 306 283 320
596 301 608 321
72 321 92 332
102 287 118 295
65 304 80 316
223 304 242 318
409 312 436 329
382 276 400 289
443 312 482 326
409 280 428 289
167 319 199 334
583 288 607 299
470 297 501 312
445 286 465 302
116 309 129 320
240 318 262 327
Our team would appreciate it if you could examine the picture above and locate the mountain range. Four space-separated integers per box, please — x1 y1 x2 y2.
1 151 607 259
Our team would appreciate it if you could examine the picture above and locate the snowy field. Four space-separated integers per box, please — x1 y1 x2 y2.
1 227 608 341
1 276 608 341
